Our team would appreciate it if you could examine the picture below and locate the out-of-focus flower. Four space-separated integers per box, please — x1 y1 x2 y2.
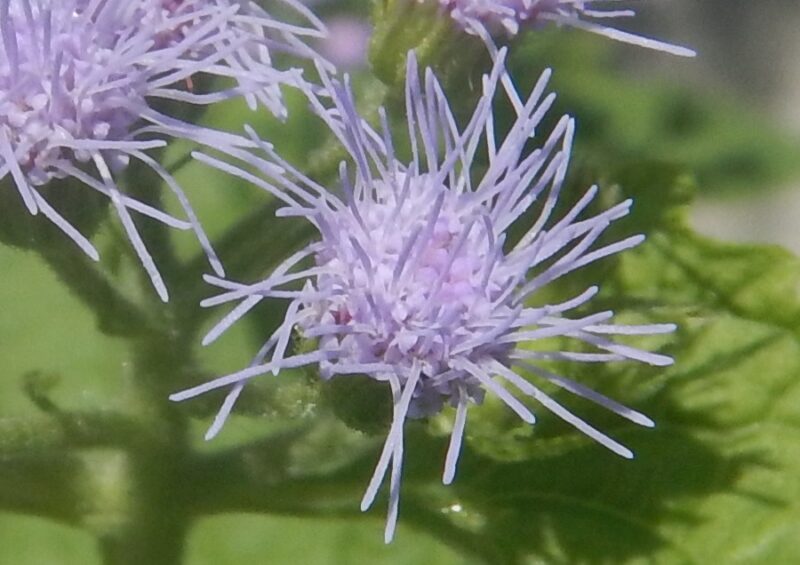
171 49 674 541
436 0 695 57
319 16 372 70
0 0 323 300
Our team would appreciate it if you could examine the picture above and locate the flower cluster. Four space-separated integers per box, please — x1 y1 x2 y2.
0 0 322 299
0 0 695 551
437 0 695 57
171 49 675 541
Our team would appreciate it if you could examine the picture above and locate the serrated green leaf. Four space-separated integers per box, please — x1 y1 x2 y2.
384 164 800 564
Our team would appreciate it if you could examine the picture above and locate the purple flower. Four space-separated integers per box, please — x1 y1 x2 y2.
127 0 328 118
319 16 372 70
0 0 322 300
437 0 695 57
171 49 675 541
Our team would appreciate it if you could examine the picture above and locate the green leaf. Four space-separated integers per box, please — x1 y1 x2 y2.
185 512 468 565
381 164 800 563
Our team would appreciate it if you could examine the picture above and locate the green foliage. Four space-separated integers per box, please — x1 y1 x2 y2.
507 31 800 196
409 164 800 564
2 7 800 565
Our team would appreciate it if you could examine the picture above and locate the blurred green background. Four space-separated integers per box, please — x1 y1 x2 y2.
2 1 800 563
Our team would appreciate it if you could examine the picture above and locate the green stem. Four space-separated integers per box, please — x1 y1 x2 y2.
99 525 187 565
0 451 84 525
38 247 158 338
95 438 192 565
123 157 187 302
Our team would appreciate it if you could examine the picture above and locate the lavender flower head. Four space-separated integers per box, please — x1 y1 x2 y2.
437 0 695 57
0 0 323 300
129 0 328 117
171 49 675 541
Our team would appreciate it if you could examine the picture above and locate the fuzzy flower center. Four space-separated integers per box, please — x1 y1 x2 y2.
308 175 515 415
0 1 242 184
0 5 146 183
